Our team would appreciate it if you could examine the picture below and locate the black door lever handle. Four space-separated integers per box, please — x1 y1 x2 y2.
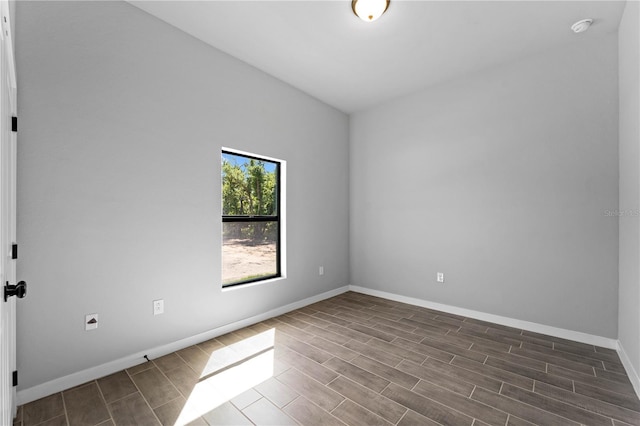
5 281 26 301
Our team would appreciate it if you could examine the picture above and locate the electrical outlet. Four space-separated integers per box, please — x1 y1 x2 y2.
437 272 445 283
153 299 164 316
319 266 324 276
85 314 98 331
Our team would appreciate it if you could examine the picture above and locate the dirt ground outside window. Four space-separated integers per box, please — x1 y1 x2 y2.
222 239 277 285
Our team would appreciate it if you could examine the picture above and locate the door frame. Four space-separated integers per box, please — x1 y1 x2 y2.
0 0 18 422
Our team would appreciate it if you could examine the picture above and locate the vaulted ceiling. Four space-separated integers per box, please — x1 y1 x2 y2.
129 1 626 113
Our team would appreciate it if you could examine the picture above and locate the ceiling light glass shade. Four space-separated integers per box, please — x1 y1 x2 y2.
352 0 390 22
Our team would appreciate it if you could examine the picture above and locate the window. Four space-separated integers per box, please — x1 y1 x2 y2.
222 150 281 287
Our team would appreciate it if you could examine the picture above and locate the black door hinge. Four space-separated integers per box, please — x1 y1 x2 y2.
12 370 17 387
11 116 16 132
11 243 17 260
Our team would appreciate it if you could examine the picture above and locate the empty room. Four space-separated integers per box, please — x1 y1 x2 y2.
0 0 639 425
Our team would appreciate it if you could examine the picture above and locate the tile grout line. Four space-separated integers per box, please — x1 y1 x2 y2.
328 397 346 415
94 378 116 426
393 408 409 426
325 372 406 426
489 382 602 425
530 376 639 419
60 390 70 426
469 385 477 399
123 361 164 426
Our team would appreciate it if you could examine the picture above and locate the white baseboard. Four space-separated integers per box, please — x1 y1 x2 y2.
348 286 619 349
617 341 640 399
16 285 350 406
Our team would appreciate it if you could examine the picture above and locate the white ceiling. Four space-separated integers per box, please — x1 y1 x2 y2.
129 1 626 113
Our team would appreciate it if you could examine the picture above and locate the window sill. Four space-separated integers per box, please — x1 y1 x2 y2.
221 276 286 292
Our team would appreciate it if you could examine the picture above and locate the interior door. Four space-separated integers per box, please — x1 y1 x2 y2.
0 0 18 423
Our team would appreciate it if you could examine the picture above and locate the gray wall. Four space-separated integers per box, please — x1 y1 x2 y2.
350 34 619 338
15 1 349 390
618 0 640 375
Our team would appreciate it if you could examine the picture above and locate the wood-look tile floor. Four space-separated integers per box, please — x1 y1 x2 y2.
15 291 640 426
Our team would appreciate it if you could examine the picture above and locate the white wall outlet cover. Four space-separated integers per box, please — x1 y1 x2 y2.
153 299 164 315
437 272 445 283
85 314 98 331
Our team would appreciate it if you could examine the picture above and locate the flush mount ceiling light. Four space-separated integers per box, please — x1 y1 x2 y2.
352 0 390 22
571 18 593 33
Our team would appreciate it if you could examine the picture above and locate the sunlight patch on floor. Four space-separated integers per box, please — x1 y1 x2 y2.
175 329 275 425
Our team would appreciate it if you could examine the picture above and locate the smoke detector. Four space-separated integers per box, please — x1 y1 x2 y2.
571 19 593 33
